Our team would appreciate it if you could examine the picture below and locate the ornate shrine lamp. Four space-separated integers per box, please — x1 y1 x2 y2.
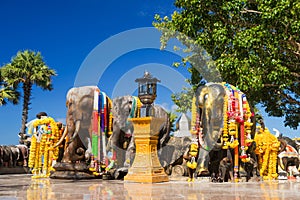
135 71 160 117
124 71 169 183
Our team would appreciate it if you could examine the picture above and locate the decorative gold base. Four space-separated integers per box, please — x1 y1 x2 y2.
124 117 169 183
125 173 169 183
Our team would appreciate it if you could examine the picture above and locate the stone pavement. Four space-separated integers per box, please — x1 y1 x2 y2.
0 174 300 199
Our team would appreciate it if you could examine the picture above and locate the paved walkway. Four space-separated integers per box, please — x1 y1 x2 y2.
0 174 300 199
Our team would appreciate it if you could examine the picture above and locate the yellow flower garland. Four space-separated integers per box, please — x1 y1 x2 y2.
28 117 60 178
28 135 37 168
254 126 280 180
222 94 229 149
190 96 198 135
136 97 142 118
108 98 113 136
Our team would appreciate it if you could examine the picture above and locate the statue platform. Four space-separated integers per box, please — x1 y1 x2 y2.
124 117 169 183
1 174 300 199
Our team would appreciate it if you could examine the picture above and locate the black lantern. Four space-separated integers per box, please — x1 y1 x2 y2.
135 71 160 117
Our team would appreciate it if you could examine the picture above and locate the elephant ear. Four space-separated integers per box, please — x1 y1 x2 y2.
195 85 208 108
66 88 76 104
112 95 132 128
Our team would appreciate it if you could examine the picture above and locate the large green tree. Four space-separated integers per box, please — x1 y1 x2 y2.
0 50 57 140
154 0 300 129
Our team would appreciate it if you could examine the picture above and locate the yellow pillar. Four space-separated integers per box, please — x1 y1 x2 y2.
124 117 169 183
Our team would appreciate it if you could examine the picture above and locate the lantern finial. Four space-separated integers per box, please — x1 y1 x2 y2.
135 71 160 116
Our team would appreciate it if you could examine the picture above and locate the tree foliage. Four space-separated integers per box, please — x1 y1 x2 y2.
0 50 57 137
154 0 300 129
0 72 20 106
168 111 178 133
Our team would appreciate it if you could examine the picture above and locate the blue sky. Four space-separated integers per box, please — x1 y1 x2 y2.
0 0 298 144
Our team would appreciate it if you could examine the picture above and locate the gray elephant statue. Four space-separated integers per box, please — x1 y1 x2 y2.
107 95 171 179
0 145 22 168
16 144 29 167
1 145 13 167
277 136 300 179
10 145 20 167
51 86 113 179
191 82 256 181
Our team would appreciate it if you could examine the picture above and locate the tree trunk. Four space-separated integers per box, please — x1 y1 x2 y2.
20 81 32 138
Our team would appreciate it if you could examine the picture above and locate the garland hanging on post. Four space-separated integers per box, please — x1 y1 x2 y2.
28 117 59 178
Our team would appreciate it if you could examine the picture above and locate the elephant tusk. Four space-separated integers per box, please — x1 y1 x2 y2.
69 120 80 143
52 126 68 148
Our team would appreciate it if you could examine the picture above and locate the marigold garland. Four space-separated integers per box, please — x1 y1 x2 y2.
28 117 60 178
108 98 113 136
28 135 37 168
135 96 142 117
190 96 198 135
254 126 280 180
222 94 229 149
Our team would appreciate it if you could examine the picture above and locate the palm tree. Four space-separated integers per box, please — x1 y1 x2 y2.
1 50 57 141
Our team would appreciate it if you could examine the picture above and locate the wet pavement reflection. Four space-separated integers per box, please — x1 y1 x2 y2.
0 174 300 199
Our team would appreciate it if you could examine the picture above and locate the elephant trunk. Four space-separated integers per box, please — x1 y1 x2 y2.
69 120 81 143
200 99 223 151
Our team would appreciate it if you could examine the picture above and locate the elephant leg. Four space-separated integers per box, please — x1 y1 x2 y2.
84 137 92 162
219 165 226 182
189 168 196 181
196 148 210 175
24 147 29 167
290 158 300 176
295 158 300 170
107 126 124 168
8 150 13 167
278 157 288 179
282 157 288 172
228 168 234 181
124 136 135 168
63 140 81 162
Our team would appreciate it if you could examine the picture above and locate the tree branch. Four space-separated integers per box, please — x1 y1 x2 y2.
240 9 262 14
280 92 300 106
288 36 300 57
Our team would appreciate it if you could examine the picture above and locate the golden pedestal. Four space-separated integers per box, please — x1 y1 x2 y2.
124 117 169 183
